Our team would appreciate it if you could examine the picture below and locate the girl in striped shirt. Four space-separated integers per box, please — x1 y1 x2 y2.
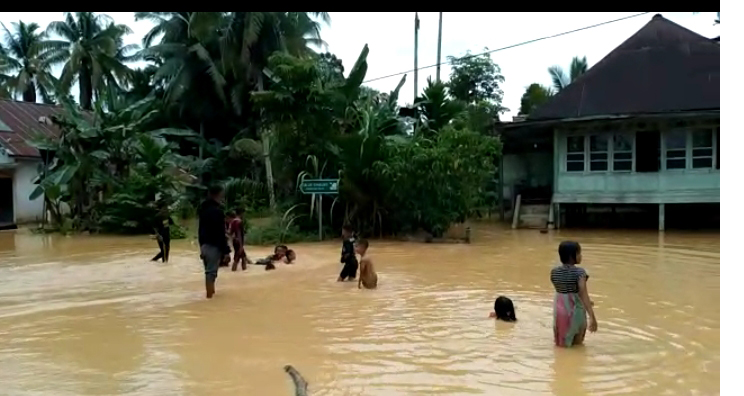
550 241 597 347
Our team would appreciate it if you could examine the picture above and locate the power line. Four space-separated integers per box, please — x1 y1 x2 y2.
363 12 652 84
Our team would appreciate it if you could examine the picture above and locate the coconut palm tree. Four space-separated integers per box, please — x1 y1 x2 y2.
280 12 330 56
134 12 192 48
45 12 135 110
547 56 588 93
218 12 331 209
0 21 64 103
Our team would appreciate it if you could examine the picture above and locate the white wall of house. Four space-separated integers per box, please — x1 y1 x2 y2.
553 125 720 204
12 158 44 224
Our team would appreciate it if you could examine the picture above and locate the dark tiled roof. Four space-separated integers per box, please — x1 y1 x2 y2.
530 14 720 121
0 99 64 158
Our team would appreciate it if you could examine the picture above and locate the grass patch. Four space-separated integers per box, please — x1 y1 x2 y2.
244 217 319 245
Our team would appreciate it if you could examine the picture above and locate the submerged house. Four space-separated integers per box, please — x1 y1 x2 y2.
0 99 63 228
497 14 720 230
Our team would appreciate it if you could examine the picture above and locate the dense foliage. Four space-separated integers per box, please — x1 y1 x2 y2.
2 12 505 241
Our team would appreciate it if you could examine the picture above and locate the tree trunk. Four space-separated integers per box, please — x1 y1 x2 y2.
257 75 277 210
22 81 37 103
79 61 93 110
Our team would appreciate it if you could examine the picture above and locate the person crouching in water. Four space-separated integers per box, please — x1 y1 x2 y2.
229 207 251 271
355 239 377 289
254 245 289 271
151 200 174 263
551 241 597 347
337 225 358 282
489 296 517 321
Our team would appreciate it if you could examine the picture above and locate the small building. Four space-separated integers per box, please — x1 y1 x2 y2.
497 14 720 230
0 99 63 229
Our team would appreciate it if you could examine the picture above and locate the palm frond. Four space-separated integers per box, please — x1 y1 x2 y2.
547 65 568 92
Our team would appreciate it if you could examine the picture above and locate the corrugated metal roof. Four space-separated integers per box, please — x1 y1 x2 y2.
0 99 65 158
529 14 720 120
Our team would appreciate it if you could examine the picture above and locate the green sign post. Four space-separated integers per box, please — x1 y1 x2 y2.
299 179 339 240
299 179 339 194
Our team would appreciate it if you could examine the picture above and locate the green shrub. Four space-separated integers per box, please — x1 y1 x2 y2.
244 217 319 245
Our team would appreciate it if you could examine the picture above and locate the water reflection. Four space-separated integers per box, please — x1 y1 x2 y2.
0 225 720 395
551 347 588 396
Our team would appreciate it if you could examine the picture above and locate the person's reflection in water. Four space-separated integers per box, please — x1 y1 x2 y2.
551 346 589 396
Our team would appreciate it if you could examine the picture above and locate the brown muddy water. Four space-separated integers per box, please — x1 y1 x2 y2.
0 224 719 395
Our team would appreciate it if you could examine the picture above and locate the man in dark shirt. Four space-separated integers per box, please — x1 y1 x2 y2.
151 200 174 263
198 184 231 299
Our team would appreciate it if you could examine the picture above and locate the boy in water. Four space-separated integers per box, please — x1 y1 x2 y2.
337 225 358 282
254 245 288 271
229 207 250 271
151 200 174 263
355 239 377 289
221 211 236 267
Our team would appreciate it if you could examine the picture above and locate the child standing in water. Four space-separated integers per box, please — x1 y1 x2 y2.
151 200 174 263
337 225 358 282
355 239 377 289
551 241 597 347
229 207 250 271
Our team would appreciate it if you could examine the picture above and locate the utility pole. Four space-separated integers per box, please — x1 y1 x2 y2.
414 12 420 102
436 12 443 83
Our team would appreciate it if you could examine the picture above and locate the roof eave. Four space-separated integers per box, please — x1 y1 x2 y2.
496 109 720 132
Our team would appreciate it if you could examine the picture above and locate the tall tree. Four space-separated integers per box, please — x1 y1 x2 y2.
547 56 587 93
220 12 331 209
446 50 505 106
518 83 554 116
135 12 193 48
46 12 135 110
0 21 63 103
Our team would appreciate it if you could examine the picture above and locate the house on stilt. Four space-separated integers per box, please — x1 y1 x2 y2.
496 14 720 230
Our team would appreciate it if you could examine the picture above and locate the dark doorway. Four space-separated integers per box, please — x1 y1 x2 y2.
0 177 13 225
636 131 661 172
666 203 720 230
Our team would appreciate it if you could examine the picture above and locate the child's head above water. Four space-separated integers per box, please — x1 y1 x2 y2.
342 224 354 239
285 249 296 263
492 296 517 322
354 239 369 255
274 245 288 258
235 207 245 216
226 211 236 220
558 241 582 265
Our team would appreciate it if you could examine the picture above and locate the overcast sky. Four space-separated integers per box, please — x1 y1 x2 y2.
1 12 720 121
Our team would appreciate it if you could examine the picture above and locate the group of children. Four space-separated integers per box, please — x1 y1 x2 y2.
223 209 296 271
337 225 377 289
489 240 598 348
162 188 589 346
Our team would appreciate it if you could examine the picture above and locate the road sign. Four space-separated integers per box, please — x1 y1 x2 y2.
299 179 339 195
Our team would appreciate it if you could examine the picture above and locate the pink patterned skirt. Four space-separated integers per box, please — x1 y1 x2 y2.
553 292 587 347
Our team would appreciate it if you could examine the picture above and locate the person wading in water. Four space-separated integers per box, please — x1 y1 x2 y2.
198 184 231 299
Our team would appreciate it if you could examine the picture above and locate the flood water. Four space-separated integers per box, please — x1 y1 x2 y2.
0 224 719 395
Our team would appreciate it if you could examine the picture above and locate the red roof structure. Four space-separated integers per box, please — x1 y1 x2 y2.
0 99 65 158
